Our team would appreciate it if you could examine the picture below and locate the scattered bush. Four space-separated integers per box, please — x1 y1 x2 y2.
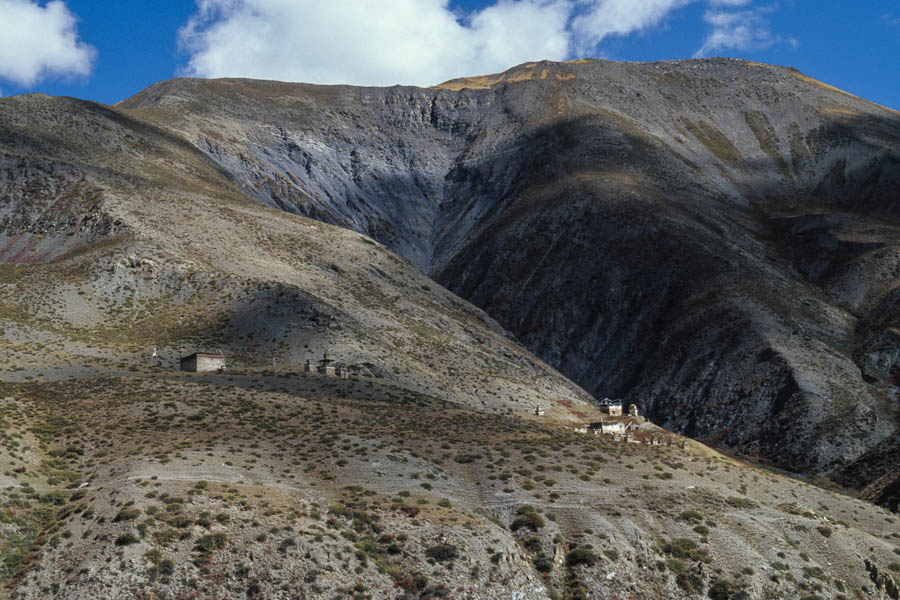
803 566 826 580
425 543 458 563
419 584 451 599
511 512 545 532
158 559 175 576
725 497 758 509
394 571 428 594
679 510 703 523
115 533 139 546
113 507 141 522
565 547 596 567
666 558 685 573
195 533 228 553
526 549 550 572
708 577 741 600
676 572 704 594
660 538 710 563
523 537 542 553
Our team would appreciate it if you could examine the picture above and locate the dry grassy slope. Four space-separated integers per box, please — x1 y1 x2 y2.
0 92 590 419
0 374 899 600
1 64 900 600
117 58 900 497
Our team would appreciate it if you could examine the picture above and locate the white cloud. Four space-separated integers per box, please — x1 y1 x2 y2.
571 0 692 53
179 0 791 86
0 0 95 87
179 0 572 87
694 4 793 57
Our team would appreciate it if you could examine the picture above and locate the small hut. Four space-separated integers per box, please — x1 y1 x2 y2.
317 351 336 376
599 398 623 416
180 352 225 372
589 420 626 435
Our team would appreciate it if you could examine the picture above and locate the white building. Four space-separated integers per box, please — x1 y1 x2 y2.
589 420 626 435
180 352 225 372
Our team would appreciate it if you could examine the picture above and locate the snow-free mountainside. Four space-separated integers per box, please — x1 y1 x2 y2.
119 58 900 498
0 58 897 599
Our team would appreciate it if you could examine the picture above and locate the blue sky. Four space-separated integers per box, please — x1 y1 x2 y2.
0 0 898 110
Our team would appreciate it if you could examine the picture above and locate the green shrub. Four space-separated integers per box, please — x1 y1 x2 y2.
195 533 228 553
115 533 139 546
113 507 141 522
666 558 685 573
425 543 458 563
523 537 542 553
725 497 758 509
394 571 428 593
676 572 704 594
660 538 710 563
158 559 175 576
679 510 703 523
566 547 596 567
816 526 832 537
802 566 826 580
533 555 553 573
708 577 741 600
511 512 545 532
38 491 68 506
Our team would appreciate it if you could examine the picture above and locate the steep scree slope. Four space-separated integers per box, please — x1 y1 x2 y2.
118 58 900 493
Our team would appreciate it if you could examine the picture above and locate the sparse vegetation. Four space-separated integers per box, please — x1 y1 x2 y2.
1 66 899 599
425 543 458 563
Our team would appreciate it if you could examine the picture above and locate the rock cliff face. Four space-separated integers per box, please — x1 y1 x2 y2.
118 58 900 488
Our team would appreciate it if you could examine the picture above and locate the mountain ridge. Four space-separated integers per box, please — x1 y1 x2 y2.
0 59 899 600
115 58 899 492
